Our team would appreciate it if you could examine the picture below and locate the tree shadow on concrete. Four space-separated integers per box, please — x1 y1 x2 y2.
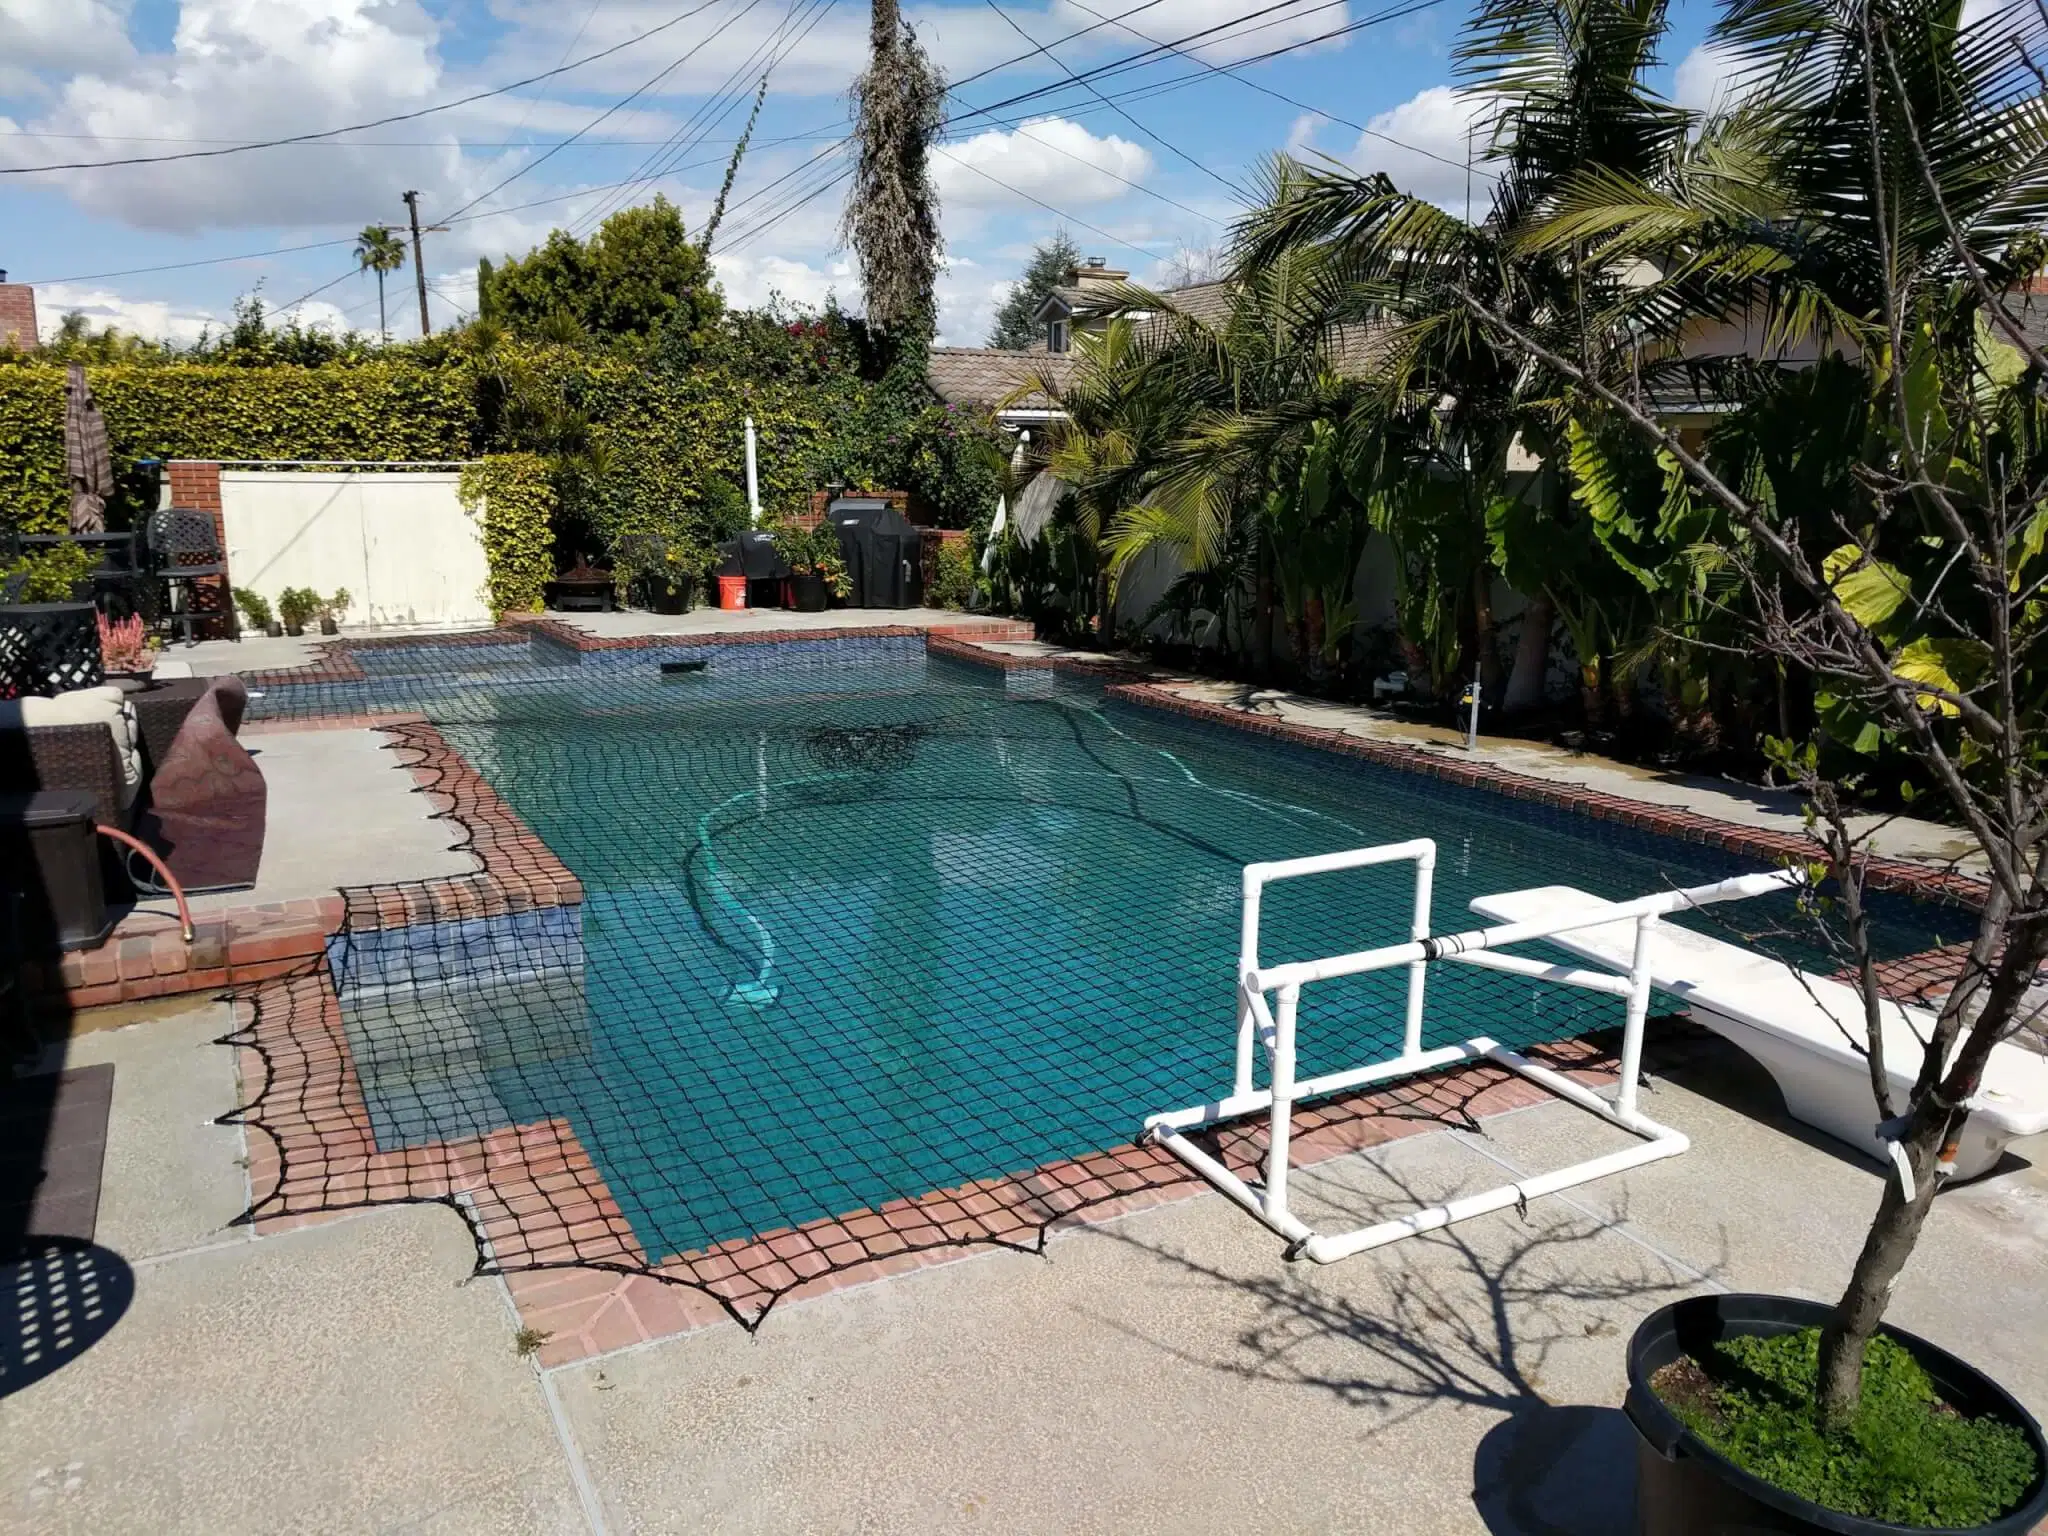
1088 1146 1727 1535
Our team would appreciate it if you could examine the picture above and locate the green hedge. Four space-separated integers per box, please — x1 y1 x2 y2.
0 361 479 532
0 341 1005 557
459 454 554 618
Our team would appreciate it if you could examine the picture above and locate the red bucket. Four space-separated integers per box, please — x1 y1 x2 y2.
716 575 748 611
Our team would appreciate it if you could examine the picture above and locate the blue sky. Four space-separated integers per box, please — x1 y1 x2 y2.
0 0 1727 347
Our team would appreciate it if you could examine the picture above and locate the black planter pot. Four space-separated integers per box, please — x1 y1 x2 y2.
284 621 304 637
790 572 828 613
1626 1294 2048 1536
265 621 283 638
319 617 339 636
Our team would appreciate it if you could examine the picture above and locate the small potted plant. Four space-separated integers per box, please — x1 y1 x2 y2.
276 586 319 637
97 610 158 689
775 522 849 613
233 586 280 637
317 588 351 635
614 534 698 615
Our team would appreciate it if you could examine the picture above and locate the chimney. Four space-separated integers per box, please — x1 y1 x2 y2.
1067 256 1128 293
0 275 37 352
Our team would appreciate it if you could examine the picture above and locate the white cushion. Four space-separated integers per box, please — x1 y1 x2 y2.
15 687 143 802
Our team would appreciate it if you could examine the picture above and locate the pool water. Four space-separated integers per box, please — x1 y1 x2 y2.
308 637 1963 1260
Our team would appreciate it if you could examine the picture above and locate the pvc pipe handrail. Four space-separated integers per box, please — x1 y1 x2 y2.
96 824 195 943
1242 837 1437 892
1246 868 1800 993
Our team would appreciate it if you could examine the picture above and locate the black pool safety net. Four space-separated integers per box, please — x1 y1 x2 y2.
221 632 1957 1329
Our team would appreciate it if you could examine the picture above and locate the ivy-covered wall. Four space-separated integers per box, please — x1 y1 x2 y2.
0 362 480 532
458 454 555 618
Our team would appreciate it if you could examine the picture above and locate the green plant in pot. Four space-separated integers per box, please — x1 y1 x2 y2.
233 586 280 637
276 586 320 637
772 521 848 613
1399 1 2048 1525
316 588 351 635
613 532 700 615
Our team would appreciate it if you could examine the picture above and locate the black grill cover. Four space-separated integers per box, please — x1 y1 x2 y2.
716 530 790 580
830 499 922 608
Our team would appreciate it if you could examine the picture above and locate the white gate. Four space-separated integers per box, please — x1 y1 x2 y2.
217 465 490 629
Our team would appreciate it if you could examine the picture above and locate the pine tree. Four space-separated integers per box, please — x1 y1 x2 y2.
986 230 1081 350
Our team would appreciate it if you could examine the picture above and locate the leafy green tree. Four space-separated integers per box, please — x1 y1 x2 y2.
987 230 1081 349
479 197 723 345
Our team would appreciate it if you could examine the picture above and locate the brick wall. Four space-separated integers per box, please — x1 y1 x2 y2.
164 460 235 637
0 283 36 351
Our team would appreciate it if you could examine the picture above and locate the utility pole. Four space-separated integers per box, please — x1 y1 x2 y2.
402 190 434 337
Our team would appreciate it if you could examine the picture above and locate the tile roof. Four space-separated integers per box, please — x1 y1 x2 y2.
926 347 1075 409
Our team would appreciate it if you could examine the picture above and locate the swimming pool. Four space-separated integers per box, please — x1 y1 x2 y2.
293 635 1959 1262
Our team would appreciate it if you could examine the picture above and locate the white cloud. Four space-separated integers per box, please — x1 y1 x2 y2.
933 116 1151 207
0 0 135 96
710 251 855 314
0 0 470 232
36 283 217 344
1332 85 1494 214
1673 43 1748 116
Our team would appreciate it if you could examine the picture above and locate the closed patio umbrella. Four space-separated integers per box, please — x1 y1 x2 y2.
64 362 111 533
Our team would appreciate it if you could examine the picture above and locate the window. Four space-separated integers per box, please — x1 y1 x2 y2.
1047 318 1069 353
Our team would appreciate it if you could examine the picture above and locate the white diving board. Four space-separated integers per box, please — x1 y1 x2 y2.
1468 886 2048 1181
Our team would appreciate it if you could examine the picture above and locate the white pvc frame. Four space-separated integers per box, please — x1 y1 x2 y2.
1144 839 1798 1263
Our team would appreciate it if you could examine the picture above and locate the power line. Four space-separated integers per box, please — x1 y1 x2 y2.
727 1 1463 254
1062 0 1496 182
0 131 845 147
440 0 778 225
563 0 836 238
931 148 1160 266
0 0 733 176
978 0 1246 200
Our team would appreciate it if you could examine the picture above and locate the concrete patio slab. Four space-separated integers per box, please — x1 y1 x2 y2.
552 1123 1689 1535
0 1202 588 1535
129 726 471 920
3 1003 2042 1534
540 1032 2043 1536
54 1003 247 1262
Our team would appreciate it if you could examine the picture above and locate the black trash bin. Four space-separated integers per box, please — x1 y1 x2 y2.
0 790 113 950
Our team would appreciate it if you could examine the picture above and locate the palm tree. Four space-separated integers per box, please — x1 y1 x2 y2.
1173 0 1697 705
354 226 407 343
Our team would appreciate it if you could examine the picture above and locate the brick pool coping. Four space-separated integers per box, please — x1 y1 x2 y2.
230 945 1627 1359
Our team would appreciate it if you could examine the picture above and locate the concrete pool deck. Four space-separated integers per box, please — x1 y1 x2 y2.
3 1003 2042 1533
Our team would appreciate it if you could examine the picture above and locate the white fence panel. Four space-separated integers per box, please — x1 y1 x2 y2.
219 470 490 628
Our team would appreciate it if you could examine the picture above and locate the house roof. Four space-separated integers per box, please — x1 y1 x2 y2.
2003 286 2048 360
926 347 1074 410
